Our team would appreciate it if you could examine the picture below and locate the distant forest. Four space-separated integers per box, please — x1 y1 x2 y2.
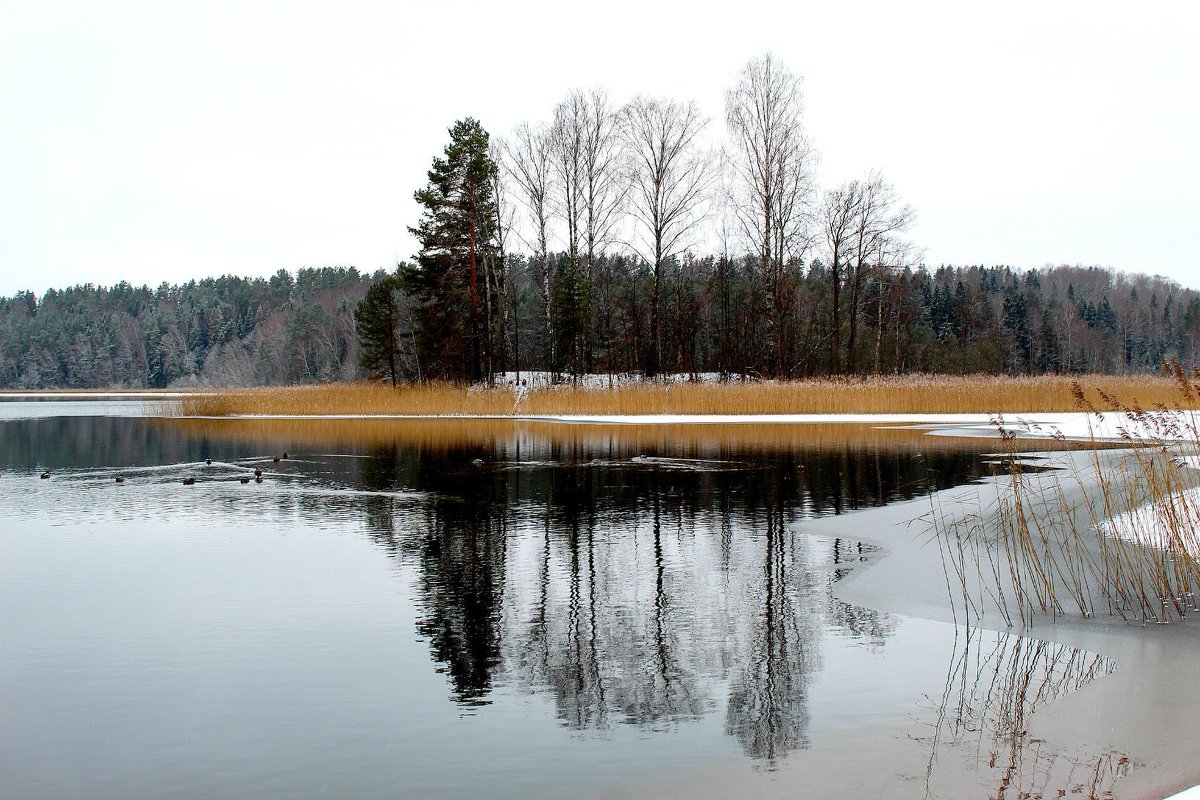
0 261 1196 389
0 267 373 389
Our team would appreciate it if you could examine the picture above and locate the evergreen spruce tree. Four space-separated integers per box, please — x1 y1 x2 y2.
1002 287 1033 374
551 254 591 377
355 274 406 387
405 118 500 383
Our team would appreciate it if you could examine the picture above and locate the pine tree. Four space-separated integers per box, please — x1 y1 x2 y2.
405 118 500 383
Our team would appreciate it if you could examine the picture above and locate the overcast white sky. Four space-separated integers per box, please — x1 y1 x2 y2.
1 0 1197 297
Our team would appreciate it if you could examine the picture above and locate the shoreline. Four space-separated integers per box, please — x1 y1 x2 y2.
5 392 1197 450
804 450 1200 800
172 410 1198 448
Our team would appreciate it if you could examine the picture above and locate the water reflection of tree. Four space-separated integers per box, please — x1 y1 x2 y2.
414 499 507 704
916 627 1125 798
363 443 509 705
508 467 707 731
724 497 821 763
361 445 402 553
345 440 956 758
539 459 609 729
508 468 843 762
826 539 897 650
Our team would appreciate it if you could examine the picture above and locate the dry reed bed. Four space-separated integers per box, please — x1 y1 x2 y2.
936 442 1200 627
177 374 1191 418
936 365 1200 626
165 416 1082 456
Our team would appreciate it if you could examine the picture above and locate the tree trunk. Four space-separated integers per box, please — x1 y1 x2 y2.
650 265 662 377
541 251 554 371
847 261 862 375
467 179 481 384
874 274 884 374
830 246 841 375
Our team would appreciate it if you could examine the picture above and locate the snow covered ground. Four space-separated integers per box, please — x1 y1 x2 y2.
492 371 729 389
175 407 1200 448
513 408 1200 444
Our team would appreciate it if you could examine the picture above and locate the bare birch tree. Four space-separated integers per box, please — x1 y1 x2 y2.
712 157 742 377
487 137 517 378
726 53 815 374
579 89 626 268
845 171 914 373
726 53 814 267
504 121 555 367
550 92 587 260
620 96 713 375
578 89 626 374
822 180 862 375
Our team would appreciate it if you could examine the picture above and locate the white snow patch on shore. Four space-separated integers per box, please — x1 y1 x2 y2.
1099 485 1200 557
492 371 728 389
175 408 1200 446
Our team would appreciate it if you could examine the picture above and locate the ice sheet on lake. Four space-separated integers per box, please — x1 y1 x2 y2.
1097 485 1200 559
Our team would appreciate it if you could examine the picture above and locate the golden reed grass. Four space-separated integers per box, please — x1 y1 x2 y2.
936 364 1200 626
165 416 1083 456
175 374 1194 418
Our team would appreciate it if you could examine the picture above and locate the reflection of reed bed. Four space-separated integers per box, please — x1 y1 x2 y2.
175 375 1189 417
935 363 1200 626
162 416 1079 457
916 626 1126 798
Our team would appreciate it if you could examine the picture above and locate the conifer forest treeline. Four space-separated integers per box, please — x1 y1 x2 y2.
2 55 1197 389
3 260 1197 390
0 268 373 388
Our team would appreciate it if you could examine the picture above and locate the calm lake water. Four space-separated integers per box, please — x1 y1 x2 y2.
0 405 1120 799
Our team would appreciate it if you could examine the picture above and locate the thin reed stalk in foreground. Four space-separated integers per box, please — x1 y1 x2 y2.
915 625 1124 798
934 361 1200 626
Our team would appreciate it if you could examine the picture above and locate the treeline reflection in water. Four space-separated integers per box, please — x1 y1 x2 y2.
0 414 1121 792
350 432 910 762
184 418 1112 775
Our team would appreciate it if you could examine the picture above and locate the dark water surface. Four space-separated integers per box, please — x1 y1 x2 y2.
0 409 1118 799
